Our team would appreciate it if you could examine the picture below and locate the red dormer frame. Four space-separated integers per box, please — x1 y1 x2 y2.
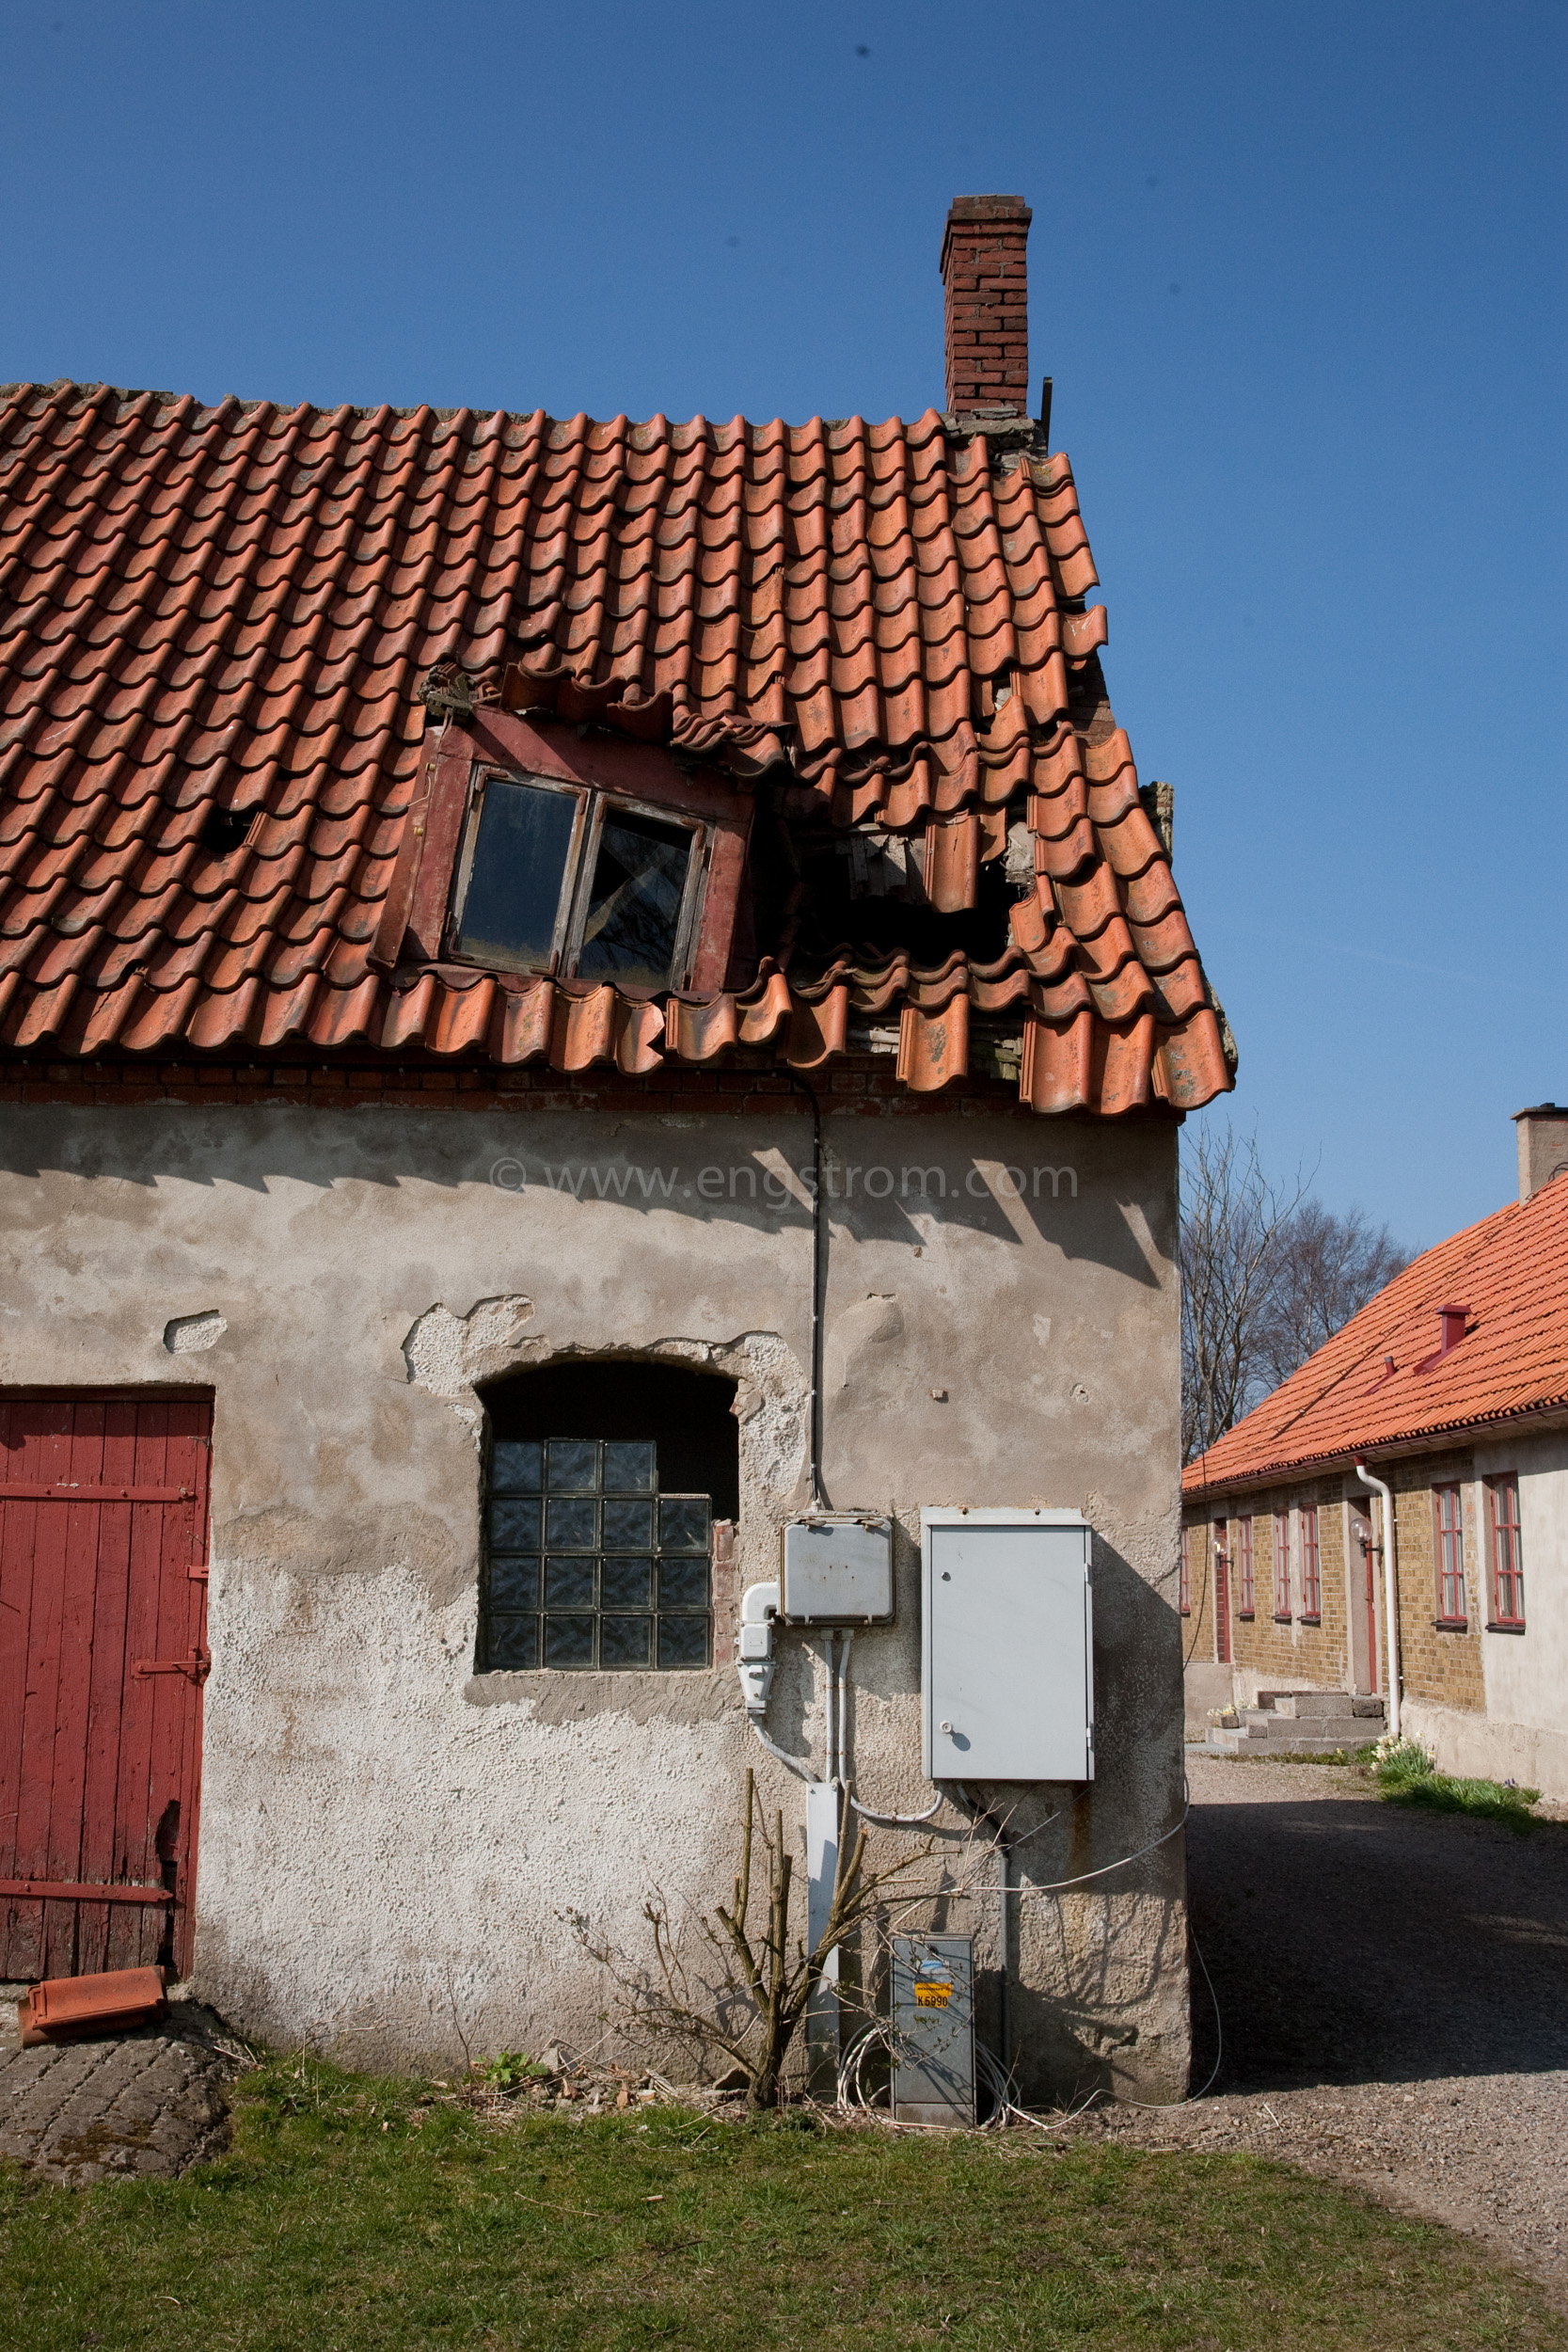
369 708 755 994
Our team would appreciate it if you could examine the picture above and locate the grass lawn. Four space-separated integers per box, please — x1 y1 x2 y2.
0 2054 1559 2351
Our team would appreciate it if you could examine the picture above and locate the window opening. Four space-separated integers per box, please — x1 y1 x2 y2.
478 1361 737 1673
451 771 702 990
577 807 694 990
1434 1482 1465 1624
1300 1504 1322 1620
1273 1509 1291 1619
452 775 582 972
1179 1527 1192 1615
1236 1515 1255 1616
1486 1474 1525 1627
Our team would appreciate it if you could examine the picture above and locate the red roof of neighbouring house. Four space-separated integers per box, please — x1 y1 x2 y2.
1183 1173 1568 1495
0 379 1233 1112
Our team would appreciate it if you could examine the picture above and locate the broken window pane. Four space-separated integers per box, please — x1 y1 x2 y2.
575 810 693 991
453 778 578 972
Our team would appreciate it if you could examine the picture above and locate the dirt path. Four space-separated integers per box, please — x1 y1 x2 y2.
1077 1754 1568 2300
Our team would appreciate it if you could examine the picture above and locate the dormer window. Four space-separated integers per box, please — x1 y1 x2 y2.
450 771 705 992
371 707 755 994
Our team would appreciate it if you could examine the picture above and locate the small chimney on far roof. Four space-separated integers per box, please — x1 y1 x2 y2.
1513 1103 1568 1202
941 195 1032 421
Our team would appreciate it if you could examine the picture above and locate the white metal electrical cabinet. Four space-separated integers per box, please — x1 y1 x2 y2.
921 1507 1094 1782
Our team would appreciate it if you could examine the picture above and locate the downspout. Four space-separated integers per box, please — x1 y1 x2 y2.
1353 1462 1401 1740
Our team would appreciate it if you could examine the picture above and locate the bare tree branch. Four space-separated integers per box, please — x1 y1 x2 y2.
1180 1120 1411 1462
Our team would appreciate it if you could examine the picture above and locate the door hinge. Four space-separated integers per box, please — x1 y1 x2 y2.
133 1646 211 1685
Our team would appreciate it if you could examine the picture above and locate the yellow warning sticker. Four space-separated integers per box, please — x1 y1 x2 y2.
913 1981 952 2009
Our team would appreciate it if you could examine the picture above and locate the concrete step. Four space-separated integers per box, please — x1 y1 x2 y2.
1206 1690 1385 1758
1258 1689 1384 1724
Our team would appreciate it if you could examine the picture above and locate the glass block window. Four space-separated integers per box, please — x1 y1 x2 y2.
483 1436 711 1671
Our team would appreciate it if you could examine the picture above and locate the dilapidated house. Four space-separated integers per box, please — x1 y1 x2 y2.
0 196 1231 2103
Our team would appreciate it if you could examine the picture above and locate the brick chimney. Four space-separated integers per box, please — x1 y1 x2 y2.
941 195 1032 421
1513 1103 1568 1201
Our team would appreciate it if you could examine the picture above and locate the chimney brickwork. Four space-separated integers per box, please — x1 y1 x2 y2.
941 195 1032 420
1513 1104 1568 1202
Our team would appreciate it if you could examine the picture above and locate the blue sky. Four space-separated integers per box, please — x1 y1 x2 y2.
3 0 1562 1249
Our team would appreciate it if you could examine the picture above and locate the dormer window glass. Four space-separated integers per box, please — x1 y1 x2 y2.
449 770 705 992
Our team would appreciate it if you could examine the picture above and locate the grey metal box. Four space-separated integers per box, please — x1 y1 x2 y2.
921 1507 1094 1783
892 1934 974 2127
780 1513 893 1623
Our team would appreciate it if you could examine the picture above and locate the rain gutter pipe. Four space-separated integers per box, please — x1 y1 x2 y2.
1353 1461 1401 1740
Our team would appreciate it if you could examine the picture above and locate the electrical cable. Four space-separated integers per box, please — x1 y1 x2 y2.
749 1719 814 1782
784 1072 827 1508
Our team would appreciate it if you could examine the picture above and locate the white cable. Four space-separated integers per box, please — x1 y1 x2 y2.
989 1802 1190 1899
848 1790 946 1826
749 1718 814 1782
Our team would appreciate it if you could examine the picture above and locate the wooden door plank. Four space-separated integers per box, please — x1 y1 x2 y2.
42 1402 110 1976
78 1403 139 1975
108 1405 167 1975
0 1482 40 1976
145 1404 198 1976
12 1409 71 1982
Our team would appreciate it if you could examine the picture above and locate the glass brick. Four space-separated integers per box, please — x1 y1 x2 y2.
491 1439 544 1494
490 1498 542 1551
657 1556 709 1611
658 1495 710 1552
657 1614 710 1668
599 1613 653 1667
490 1554 540 1612
545 1556 594 1609
603 1496 655 1549
545 1495 597 1550
600 1557 653 1610
546 1439 600 1491
544 1614 594 1668
603 1440 656 1493
487 1614 538 1670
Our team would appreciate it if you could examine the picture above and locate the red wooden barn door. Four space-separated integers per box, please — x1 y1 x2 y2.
0 1394 211 1981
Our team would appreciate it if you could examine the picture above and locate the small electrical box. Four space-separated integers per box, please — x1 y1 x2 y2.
892 1934 974 2127
780 1513 894 1623
921 1507 1094 1782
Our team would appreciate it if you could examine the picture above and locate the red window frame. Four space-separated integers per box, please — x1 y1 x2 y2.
370 707 756 994
1433 1483 1466 1625
1273 1508 1291 1620
1485 1475 1525 1629
1236 1515 1255 1617
1179 1527 1193 1615
1300 1504 1322 1621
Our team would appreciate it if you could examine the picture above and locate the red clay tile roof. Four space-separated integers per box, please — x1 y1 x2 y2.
0 379 1233 1112
1183 1175 1568 1494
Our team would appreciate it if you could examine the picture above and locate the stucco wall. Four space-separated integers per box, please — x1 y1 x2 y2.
1 1094 1189 2100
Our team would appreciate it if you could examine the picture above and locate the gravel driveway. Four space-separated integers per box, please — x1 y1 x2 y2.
1078 1754 1568 2301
